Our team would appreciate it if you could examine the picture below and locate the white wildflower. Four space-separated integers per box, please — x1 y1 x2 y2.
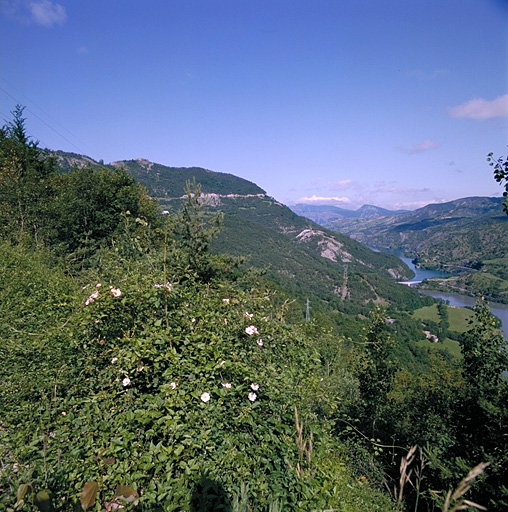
200 392 211 403
244 312 253 319
170 381 177 390
110 287 122 297
250 383 259 391
248 392 257 402
191 317 196 323
222 382 232 389
256 338 264 347
111 357 118 364
85 290 99 305
245 325 258 336
166 282 173 291
96 283 102 288
222 298 230 304
61 411 66 416
219 360 226 366
122 377 131 387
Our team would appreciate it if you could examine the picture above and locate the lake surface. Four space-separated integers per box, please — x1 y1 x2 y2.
396 253 450 281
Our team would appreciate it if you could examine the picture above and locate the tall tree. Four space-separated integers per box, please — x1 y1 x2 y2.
0 105 58 243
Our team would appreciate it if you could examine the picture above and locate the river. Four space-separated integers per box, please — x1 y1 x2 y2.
393 250 508 341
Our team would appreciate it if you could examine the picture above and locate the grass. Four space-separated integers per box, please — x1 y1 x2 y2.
414 337 462 359
413 304 474 333
412 304 476 358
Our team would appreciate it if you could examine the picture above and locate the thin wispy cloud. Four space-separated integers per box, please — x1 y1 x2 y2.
28 0 66 27
395 139 439 155
329 179 354 191
297 195 352 205
449 94 508 120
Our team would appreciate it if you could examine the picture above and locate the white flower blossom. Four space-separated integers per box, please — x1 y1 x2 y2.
222 382 232 389
110 287 122 297
245 325 258 336
122 377 131 387
248 392 257 402
85 290 99 305
222 298 230 304
96 283 102 288
166 282 173 291
244 312 253 319
250 383 259 391
170 381 177 390
219 360 226 366
111 357 118 364
200 392 211 403
256 338 264 347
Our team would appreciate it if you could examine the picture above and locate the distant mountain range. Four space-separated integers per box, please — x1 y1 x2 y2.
290 203 407 224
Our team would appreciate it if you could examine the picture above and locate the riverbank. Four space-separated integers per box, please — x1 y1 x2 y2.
387 249 508 341
419 289 508 341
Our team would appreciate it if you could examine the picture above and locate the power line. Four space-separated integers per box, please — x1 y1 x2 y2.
0 82 101 159
0 110 52 149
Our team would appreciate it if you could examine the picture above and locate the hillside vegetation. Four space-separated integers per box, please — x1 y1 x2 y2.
1 108 508 511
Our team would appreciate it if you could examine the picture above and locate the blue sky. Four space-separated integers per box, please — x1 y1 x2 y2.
1 0 507 210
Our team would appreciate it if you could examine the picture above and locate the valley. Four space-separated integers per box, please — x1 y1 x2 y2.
293 198 508 304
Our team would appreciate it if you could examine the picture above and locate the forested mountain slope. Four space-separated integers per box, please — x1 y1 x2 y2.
52 152 426 328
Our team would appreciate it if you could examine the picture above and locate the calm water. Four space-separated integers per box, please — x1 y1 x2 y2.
397 253 450 281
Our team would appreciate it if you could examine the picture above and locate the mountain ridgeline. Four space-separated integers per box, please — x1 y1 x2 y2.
52 152 426 327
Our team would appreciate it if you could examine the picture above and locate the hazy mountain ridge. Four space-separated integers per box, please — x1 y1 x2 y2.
291 203 406 224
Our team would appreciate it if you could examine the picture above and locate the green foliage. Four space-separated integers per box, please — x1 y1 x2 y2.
0 105 59 244
488 151 508 214
111 158 265 197
50 165 160 263
0 244 395 511
4 118 508 511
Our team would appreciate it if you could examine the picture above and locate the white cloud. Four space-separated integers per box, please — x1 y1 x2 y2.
28 0 66 27
329 179 354 191
448 94 508 120
297 195 352 205
395 139 439 155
